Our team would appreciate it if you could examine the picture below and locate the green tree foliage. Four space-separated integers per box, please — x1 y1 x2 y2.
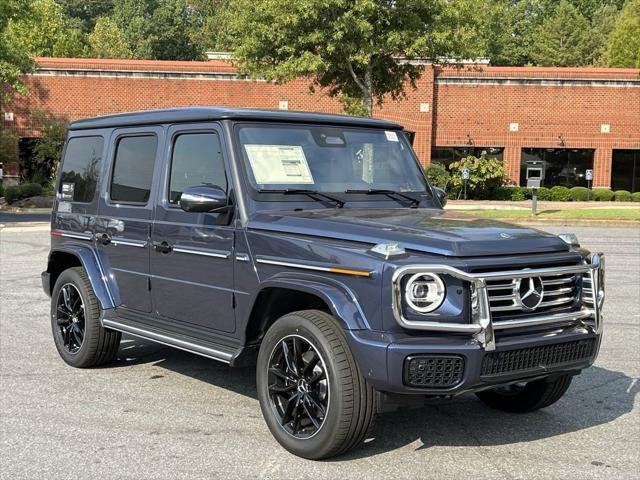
57 0 115 34
223 0 486 116
530 0 591 66
607 0 640 67
88 17 132 59
0 0 33 96
4 0 87 58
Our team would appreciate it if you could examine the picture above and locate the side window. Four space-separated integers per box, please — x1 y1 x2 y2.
168 132 227 204
110 135 158 204
59 136 104 203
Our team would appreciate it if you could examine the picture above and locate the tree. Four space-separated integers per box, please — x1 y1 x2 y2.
57 0 115 34
4 0 87 58
607 0 640 67
147 0 205 60
530 0 592 66
0 0 33 97
88 17 132 59
223 0 486 116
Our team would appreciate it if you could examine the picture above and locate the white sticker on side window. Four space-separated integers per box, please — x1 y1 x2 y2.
385 131 399 142
244 145 315 184
58 201 72 213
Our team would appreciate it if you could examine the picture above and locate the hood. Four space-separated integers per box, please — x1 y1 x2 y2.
248 208 569 257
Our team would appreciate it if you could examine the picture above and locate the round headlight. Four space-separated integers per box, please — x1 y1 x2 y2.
404 273 446 313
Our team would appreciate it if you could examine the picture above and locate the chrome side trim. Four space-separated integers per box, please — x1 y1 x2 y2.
110 237 147 248
58 231 93 241
392 260 604 351
102 318 233 363
173 246 230 259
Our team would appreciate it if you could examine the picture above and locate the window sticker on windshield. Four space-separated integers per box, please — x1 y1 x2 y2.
244 145 315 184
385 131 399 142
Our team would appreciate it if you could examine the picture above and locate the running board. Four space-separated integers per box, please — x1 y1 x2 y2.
102 318 234 364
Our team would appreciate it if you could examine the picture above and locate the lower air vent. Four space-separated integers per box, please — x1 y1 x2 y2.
404 355 464 388
481 338 596 377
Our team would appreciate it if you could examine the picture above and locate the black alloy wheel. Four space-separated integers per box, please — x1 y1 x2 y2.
55 283 86 354
267 335 329 439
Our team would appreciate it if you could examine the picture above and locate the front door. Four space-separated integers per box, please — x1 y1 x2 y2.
96 127 163 313
150 124 235 333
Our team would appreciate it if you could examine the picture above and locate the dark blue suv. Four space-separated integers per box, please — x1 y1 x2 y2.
42 107 605 459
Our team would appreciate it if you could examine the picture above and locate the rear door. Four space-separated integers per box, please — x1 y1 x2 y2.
150 123 236 333
96 127 163 313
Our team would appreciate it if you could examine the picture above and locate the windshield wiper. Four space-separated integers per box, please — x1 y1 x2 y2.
258 189 344 208
344 189 420 207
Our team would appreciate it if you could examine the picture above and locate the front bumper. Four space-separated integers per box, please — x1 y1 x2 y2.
346 324 601 395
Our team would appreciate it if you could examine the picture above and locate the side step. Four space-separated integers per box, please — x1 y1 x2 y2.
102 318 236 364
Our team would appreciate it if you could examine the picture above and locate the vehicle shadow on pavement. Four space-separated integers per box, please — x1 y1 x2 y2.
110 336 637 461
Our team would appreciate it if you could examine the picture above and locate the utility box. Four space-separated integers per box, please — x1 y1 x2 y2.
526 160 545 189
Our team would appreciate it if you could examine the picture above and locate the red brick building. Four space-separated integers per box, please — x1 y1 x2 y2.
2 56 639 190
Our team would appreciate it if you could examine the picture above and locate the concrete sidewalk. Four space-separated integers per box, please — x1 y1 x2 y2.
446 200 640 210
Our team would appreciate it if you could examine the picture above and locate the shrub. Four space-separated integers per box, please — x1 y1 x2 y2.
19 182 43 198
549 186 571 201
0 184 4 198
536 186 552 201
449 153 508 199
569 186 590 201
511 186 527 201
593 188 614 201
4 186 22 204
424 163 450 190
614 190 632 202
631 192 640 202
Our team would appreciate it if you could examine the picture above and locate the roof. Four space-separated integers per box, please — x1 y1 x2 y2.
67 107 403 131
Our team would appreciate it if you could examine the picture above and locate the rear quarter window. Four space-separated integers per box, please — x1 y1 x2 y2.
59 136 104 203
110 135 158 204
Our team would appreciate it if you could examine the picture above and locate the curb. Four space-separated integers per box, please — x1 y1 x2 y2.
0 222 50 232
486 218 640 227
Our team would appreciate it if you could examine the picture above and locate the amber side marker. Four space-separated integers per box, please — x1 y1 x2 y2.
328 267 372 278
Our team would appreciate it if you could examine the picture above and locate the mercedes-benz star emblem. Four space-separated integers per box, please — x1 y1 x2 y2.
516 277 544 311
499 232 512 239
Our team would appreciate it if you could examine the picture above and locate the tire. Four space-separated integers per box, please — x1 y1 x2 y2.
475 374 573 413
256 310 375 460
51 267 121 368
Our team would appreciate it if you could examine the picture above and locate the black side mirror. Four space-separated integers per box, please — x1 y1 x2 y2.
179 185 228 213
433 187 447 207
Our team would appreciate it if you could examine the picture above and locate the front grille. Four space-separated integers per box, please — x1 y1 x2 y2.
481 338 596 377
404 355 464 388
487 272 580 318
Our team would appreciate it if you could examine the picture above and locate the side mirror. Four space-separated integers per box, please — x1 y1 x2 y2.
179 185 228 213
433 187 447 207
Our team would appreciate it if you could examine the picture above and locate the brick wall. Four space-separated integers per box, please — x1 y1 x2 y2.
1 57 639 187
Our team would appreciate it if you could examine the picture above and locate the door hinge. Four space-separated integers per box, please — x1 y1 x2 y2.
232 292 236 309
147 277 151 291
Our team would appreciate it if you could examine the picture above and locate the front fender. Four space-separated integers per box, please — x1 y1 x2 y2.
47 244 120 310
258 272 372 330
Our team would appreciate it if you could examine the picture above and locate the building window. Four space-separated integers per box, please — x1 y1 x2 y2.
58 136 104 203
110 135 158 204
612 150 639 192
431 147 504 168
519 148 594 188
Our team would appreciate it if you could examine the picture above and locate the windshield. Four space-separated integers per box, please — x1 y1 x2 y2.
237 124 429 197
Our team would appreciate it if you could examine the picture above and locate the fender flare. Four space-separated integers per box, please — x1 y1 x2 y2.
47 244 120 310
255 273 371 330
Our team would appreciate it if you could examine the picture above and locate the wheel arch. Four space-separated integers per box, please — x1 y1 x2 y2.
244 277 370 346
46 246 119 310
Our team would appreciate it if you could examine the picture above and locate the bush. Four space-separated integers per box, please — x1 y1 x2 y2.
569 186 590 201
424 163 450 190
4 186 21 204
550 186 571 201
0 184 4 198
614 190 632 202
449 153 508 199
632 192 640 202
536 186 552 201
510 186 527 201
593 188 614 201
19 182 43 198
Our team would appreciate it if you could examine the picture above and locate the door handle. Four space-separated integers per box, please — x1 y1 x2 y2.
153 241 173 254
97 233 111 246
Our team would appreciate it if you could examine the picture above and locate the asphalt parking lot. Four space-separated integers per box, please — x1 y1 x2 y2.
1 225 638 480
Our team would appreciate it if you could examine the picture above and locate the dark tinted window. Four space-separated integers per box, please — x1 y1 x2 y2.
59 136 104 203
612 150 639 192
431 147 504 168
519 148 594 187
110 135 157 203
169 133 226 204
